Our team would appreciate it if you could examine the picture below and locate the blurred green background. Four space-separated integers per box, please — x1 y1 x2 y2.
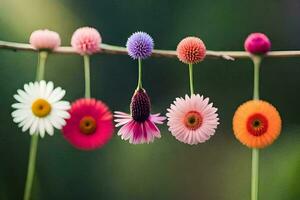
0 0 300 199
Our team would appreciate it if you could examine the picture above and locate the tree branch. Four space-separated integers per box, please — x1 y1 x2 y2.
1 40 300 60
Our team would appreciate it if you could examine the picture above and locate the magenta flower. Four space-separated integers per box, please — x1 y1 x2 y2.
29 29 61 50
244 33 271 54
62 98 114 150
126 31 154 59
166 94 219 145
71 27 101 55
114 89 165 144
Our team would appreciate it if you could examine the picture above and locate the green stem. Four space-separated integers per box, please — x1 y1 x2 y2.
35 51 48 81
137 58 143 90
24 135 39 200
251 148 259 200
253 56 261 100
24 51 47 200
251 55 262 200
188 63 194 95
84 55 91 98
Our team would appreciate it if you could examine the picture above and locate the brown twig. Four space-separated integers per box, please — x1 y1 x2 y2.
1 40 300 61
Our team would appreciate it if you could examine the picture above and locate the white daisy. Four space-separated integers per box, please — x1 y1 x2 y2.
11 80 71 137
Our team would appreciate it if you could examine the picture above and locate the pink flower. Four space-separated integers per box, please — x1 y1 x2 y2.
29 29 61 50
176 37 206 64
114 89 165 144
71 27 101 55
166 94 219 145
62 98 114 150
244 33 271 54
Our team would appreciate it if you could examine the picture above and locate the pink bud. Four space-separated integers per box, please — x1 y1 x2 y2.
244 33 271 54
29 29 61 50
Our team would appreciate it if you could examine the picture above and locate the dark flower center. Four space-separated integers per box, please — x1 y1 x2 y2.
130 89 151 122
246 113 268 136
79 116 97 135
183 111 203 130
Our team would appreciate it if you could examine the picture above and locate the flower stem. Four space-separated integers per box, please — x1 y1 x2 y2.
188 63 194 95
35 51 48 81
24 51 47 200
83 55 91 98
251 148 260 200
253 56 261 100
251 55 262 200
137 58 143 90
24 135 39 200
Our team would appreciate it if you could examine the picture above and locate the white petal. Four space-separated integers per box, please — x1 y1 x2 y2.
14 94 26 103
39 80 47 98
12 103 30 109
12 109 30 119
45 81 54 99
22 119 33 132
44 119 54 136
39 119 45 138
52 101 70 110
48 87 65 103
29 118 39 135
17 89 30 102
49 114 65 129
53 110 70 119
18 117 28 128
13 114 28 124
24 83 34 97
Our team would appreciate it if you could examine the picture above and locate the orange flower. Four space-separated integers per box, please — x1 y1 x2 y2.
176 37 206 64
233 100 282 148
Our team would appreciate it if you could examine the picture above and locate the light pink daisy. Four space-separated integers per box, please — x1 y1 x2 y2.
166 94 219 145
114 89 166 144
71 27 101 55
29 29 61 50
62 98 114 150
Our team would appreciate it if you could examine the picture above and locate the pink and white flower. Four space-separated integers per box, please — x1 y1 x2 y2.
29 29 61 50
71 27 101 55
166 94 219 145
114 89 165 144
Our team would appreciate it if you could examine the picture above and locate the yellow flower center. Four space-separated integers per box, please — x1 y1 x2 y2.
79 116 97 135
183 111 203 130
31 98 52 118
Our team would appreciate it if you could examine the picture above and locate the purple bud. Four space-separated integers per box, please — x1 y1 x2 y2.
130 89 151 122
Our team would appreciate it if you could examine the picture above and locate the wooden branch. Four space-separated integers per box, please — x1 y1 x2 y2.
1 40 300 61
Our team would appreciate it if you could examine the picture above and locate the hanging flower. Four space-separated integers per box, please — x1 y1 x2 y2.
62 98 114 150
244 33 271 55
176 36 206 64
114 89 165 144
233 100 281 148
71 27 101 55
166 94 219 145
29 29 61 50
126 31 154 59
11 81 70 137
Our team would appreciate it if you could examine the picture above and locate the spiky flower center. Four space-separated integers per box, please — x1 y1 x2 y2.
32 98 51 117
130 89 151 122
185 47 201 63
183 111 203 130
247 113 268 136
79 116 97 135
